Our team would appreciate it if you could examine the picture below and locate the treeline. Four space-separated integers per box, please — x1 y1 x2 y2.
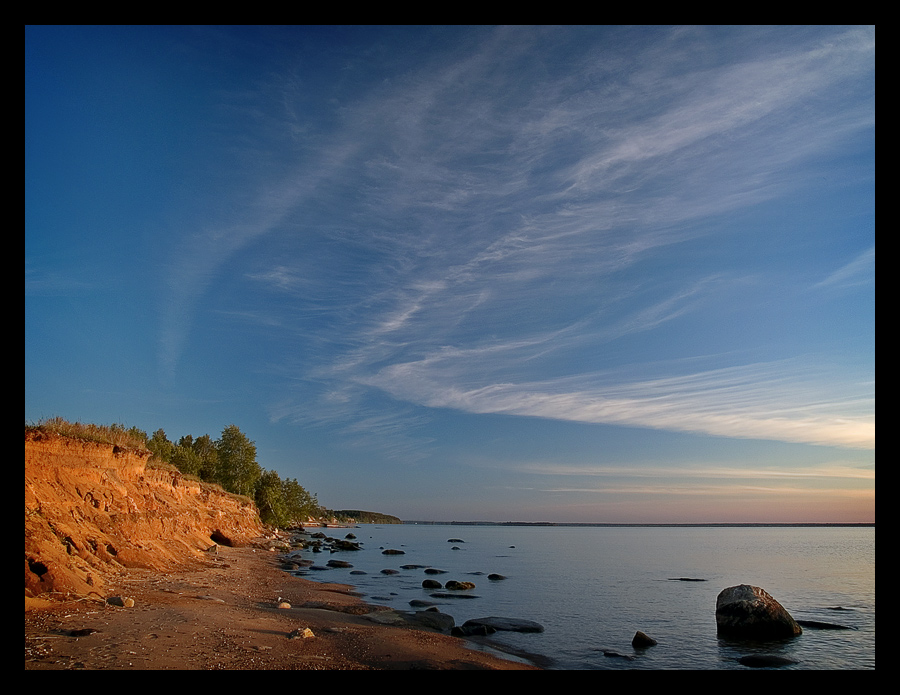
329 510 402 524
145 424 322 528
29 418 322 528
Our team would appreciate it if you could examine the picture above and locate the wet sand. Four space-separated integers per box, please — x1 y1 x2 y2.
24 543 540 670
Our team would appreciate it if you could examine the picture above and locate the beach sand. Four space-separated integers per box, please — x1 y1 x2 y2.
24 543 540 670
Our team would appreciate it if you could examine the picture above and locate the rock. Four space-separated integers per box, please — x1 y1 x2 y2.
380 569 399 575
287 627 315 639
326 559 353 568
796 620 856 630
716 585 802 639
445 580 476 590
345 533 356 539
409 599 437 607
429 592 480 599
601 649 635 661
277 601 291 609
452 624 496 637
668 577 707 581
422 579 442 589
382 549 405 555
67 628 98 637
461 617 544 633
333 540 362 551
738 654 798 667
405 610 455 632
632 630 657 648
448 538 465 543
424 568 448 574
106 596 134 608
487 573 507 581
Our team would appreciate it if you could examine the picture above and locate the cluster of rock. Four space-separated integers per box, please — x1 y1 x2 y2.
275 529 846 669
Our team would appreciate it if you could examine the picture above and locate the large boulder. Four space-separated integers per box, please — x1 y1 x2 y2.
716 585 802 639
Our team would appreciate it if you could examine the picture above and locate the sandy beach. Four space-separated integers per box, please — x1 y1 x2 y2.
24 543 540 670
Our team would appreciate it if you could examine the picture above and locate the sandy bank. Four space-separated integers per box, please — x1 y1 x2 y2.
24 543 540 670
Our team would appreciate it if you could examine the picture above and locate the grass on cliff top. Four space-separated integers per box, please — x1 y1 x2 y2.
26 417 257 508
26 416 150 452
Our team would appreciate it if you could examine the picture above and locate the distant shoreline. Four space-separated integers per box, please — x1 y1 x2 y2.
401 521 874 527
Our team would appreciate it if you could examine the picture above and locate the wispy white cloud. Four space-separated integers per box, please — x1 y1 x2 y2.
812 246 875 290
361 358 874 449
162 27 873 458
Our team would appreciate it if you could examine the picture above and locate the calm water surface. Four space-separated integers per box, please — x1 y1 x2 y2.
288 524 874 670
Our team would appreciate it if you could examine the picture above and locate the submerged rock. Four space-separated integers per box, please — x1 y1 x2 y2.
429 592 480 599
326 559 353 568
716 585 802 639
601 649 635 661
738 654 798 667
461 616 544 633
796 620 856 630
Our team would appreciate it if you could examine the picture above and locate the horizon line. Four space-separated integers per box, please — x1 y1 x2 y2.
396 520 874 527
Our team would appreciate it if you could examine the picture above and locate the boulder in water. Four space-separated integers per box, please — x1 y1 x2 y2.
632 630 657 648
716 585 802 639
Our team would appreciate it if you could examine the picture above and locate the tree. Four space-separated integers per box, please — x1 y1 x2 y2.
171 442 202 476
147 428 174 462
282 477 321 523
190 434 218 481
255 469 287 526
214 424 261 497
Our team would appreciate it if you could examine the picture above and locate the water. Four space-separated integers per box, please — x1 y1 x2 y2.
285 524 874 670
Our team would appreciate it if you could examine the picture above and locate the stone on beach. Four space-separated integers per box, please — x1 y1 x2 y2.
287 627 315 639
106 596 135 608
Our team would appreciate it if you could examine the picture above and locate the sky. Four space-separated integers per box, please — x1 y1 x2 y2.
25 26 874 523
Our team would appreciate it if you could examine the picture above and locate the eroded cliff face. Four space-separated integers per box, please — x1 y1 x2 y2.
25 431 265 600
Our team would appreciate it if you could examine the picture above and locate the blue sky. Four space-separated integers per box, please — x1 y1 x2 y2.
25 26 874 523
